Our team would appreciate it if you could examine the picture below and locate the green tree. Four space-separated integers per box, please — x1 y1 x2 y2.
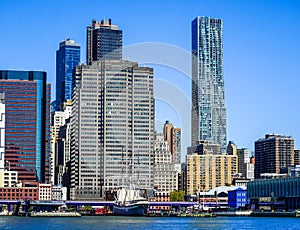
170 190 185 201
84 205 93 211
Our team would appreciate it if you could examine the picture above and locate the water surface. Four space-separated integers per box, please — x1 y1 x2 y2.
0 216 299 230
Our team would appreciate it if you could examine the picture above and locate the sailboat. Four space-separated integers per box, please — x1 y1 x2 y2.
113 187 149 216
112 147 149 216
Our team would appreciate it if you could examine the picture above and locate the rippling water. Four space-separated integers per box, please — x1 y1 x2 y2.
0 216 299 230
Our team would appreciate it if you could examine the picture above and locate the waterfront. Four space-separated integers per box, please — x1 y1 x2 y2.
0 216 300 230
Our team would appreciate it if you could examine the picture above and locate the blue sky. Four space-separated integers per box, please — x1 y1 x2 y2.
1 0 300 157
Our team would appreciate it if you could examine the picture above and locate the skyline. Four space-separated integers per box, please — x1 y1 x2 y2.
1 0 300 155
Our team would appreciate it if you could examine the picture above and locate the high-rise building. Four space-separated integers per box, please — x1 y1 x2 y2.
186 141 237 194
226 141 237 155
51 100 72 185
86 19 122 63
191 16 227 152
237 148 254 180
227 141 254 180
71 60 154 200
163 121 182 163
56 39 80 111
294 149 300 165
0 70 51 183
154 133 178 193
254 134 294 179
0 93 5 171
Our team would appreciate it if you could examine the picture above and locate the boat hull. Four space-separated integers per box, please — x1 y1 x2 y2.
113 203 148 216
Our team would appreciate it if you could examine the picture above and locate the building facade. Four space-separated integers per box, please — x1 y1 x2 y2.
154 133 178 193
71 60 154 199
51 100 72 185
0 170 18 187
0 70 51 183
294 149 300 165
0 187 38 200
191 16 227 152
248 177 300 210
237 148 254 180
228 188 248 209
52 186 68 201
163 121 182 164
56 39 80 111
254 134 294 179
186 141 237 194
38 184 52 200
86 19 122 63
0 93 5 171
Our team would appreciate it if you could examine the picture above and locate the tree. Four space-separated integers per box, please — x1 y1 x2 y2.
170 190 185 201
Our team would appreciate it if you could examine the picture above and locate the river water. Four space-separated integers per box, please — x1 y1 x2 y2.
0 216 299 229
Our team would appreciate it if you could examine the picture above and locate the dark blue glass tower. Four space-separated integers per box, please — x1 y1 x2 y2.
0 70 51 183
56 39 80 111
86 19 122 63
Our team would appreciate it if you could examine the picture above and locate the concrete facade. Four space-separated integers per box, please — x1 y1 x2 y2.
186 141 238 194
71 60 154 199
255 134 294 179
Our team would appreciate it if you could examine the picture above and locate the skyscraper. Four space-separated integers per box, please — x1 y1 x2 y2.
86 19 122 63
51 100 72 185
0 70 51 183
163 121 181 164
0 93 5 171
191 16 227 152
71 60 154 200
254 134 294 179
56 39 80 111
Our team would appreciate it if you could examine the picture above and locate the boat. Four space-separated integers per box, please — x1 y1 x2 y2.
29 211 81 217
113 187 149 216
250 210 299 217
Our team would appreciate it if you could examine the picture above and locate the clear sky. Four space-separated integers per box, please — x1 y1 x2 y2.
1 0 300 159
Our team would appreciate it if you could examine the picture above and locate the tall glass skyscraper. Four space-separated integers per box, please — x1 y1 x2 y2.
56 39 80 111
191 16 227 152
86 19 122 63
0 70 51 183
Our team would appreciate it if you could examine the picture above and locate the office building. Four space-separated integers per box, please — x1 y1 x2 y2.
86 19 122 63
56 39 80 111
187 140 221 155
294 149 300 165
0 170 18 187
163 121 182 163
186 141 237 194
254 134 294 179
154 133 178 193
0 93 5 171
191 16 227 152
51 100 72 185
52 186 68 201
226 141 237 155
71 60 154 199
39 184 53 200
237 148 254 180
0 70 51 183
